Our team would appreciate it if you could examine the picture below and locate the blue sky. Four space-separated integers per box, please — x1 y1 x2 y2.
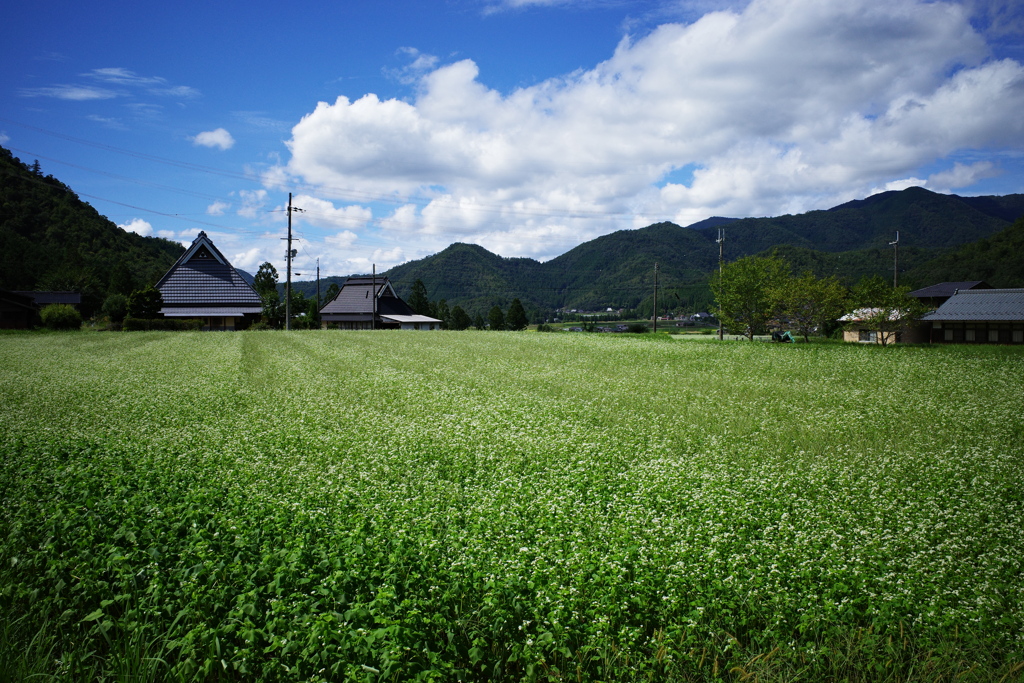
2 0 1023 279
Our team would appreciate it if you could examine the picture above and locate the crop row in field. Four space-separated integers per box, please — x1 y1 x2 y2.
1 332 1022 681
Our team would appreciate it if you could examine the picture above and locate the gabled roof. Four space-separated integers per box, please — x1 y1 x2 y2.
922 288 1024 322
319 275 442 323
155 232 262 312
320 275 409 315
908 281 992 299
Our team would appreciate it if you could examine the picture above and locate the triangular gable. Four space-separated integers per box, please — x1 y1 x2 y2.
155 232 262 307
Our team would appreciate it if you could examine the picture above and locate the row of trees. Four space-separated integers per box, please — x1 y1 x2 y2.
408 279 530 331
710 254 926 343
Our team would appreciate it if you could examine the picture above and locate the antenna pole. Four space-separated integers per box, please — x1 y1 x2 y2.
889 231 900 288
653 262 658 333
717 228 725 341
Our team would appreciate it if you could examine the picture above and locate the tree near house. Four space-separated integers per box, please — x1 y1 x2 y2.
253 262 283 327
449 305 472 331
126 285 163 320
710 254 789 341
506 298 528 331
847 275 927 347
408 279 431 316
780 272 849 342
488 305 505 331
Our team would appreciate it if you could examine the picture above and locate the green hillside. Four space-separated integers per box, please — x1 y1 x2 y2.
0 147 184 313
904 216 1024 287
379 188 1023 316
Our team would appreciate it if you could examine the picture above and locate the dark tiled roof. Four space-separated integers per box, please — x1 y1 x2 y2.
922 289 1024 322
909 281 991 299
156 232 261 308
12 291 82 305
320 276 415 316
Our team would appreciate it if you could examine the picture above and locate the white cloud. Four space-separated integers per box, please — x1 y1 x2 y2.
20 85 118 100
292 195 372 229
325 230 359 248
118 218 153 236
206 200 231 215
279 0 1024 261
0 132 8 145
927 161 1000 190
232 248 264 271
193 128 235 150
238 190 268 218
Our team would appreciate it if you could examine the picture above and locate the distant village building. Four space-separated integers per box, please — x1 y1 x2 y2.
155 231 262 330
12 291 82 310
922 288 1024 344
319 276 442 330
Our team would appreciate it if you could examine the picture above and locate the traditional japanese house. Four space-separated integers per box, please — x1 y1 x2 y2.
155 232 262 330
319 275 442 330
922 288 1024 344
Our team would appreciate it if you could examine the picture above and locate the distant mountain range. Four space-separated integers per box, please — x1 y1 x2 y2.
3 143 1022 320
371 186 1024 316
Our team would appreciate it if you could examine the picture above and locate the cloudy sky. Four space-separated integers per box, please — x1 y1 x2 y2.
2 0 1023 278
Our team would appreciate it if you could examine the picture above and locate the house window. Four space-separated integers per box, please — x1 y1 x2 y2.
965 329 975 342
1014 330 1023 343
944 329 953 341
858 329 876 343
988 329 999 342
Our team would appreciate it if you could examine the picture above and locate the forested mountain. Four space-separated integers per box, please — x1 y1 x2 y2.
0 147 184 314
382 187 1024 316
4 139 1021 321
904 216 1024 287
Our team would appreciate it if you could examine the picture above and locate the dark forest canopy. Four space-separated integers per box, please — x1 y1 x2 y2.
0 146 184 314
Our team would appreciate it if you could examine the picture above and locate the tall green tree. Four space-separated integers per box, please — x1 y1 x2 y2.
506 298 528 331
408 279 431 316
324 282 340 305
126 285 163 319
781 272 849 342
473 313 486 330
710 254 789 341
450 305 472 331
435 299 451 329
487 305 505 331
253 262 279 298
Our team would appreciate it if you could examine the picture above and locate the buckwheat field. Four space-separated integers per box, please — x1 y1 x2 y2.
1 331 1022 682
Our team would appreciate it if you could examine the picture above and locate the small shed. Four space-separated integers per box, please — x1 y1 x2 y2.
921 288 1024 344
320 276 442 330
155 232 262 330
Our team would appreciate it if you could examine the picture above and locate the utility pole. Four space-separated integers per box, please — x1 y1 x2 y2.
889 231 900 288
315 258 320 329
717 228 725 341
371 264 376 331
653 262 658 333
283 193 303 331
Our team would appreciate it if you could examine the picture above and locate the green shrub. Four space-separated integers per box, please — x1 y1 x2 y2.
39 304 82 330
247 321 275 331
626 322 649 333
101 294 128 323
